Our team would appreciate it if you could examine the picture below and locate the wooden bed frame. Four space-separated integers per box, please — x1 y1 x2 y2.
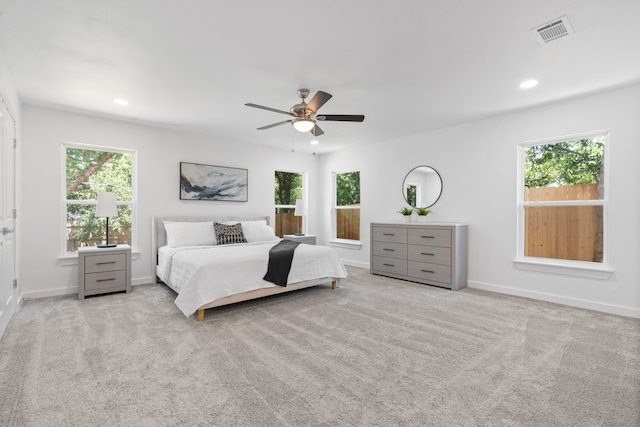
151 215 338 320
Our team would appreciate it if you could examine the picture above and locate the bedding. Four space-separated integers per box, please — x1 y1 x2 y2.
263 239 301 286
156 239 347 317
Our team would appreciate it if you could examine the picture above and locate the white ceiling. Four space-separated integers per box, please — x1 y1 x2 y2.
0 0 639 154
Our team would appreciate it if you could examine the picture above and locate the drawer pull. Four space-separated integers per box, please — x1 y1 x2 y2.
96 261 117 265
96 278 116 282
383 248 395 251
421 269 435 274
421 236 435 239
420 252 434 256
383 263 395 267
383 233 395 236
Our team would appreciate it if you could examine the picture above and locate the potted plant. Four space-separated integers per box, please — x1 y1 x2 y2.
415 207 431 223
398 207 414 223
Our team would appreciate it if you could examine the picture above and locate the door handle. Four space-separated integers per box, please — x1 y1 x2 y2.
2 227 14 235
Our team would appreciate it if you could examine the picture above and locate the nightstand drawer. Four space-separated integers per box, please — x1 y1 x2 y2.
84 254 126 273
407 261 451 284
84 270 126 291
283 235 316 245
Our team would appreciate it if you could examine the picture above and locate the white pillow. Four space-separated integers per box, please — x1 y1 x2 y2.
223 220 277 243
164 221 216 247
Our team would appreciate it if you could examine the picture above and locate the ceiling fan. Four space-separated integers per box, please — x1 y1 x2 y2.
245 88 365 136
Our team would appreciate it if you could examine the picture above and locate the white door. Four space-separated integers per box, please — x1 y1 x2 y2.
0 99 16 337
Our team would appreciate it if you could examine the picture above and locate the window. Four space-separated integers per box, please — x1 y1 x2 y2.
64 144 135 253
334 171 360 241
517 133 608 273
405 183 418 207
274 170 305 237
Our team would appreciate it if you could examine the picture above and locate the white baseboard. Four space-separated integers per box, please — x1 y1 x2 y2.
468 280 640 319
342 260 369 269
21 276 154 301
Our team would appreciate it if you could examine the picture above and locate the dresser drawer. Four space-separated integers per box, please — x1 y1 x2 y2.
372 226 408 244
407 261 452 284
408 228 452 247
84 270 126 292
84 253 126 273
408 245 451 266
372 256 408 276
372 242 407 260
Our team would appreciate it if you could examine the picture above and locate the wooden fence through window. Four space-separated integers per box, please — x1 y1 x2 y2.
524 184 602 262
337 208 360 240
275 209 360 240
275 212 302 237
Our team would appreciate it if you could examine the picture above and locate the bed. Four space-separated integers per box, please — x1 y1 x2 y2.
151 215 347 320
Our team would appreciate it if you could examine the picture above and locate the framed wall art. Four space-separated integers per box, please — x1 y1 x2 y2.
180 162 248 201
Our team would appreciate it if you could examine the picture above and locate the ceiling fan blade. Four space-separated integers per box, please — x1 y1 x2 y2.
257 120 292 130
245 103 295 117
306 91 332 113
311 125 324 136
317 114 365 122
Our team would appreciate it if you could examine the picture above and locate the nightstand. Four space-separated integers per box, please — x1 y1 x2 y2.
283 234 316 245
78 244 131 299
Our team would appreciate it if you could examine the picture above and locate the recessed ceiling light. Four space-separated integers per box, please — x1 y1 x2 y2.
113 98 129 106
519 80 538 89
310 140 319 145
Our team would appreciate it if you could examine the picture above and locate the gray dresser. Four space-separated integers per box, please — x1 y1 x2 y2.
370 222 468 290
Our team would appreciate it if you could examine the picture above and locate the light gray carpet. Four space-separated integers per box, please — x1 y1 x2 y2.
1 266 639 427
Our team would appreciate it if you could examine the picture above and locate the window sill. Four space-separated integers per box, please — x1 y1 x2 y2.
329 239 362 250
513 258 613 279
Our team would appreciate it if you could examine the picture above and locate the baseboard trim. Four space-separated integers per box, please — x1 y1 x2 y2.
21 276 154 301
342 260 369 269
468 280 640 319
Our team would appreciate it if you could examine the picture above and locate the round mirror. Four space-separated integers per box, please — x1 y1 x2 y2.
402 166 443 208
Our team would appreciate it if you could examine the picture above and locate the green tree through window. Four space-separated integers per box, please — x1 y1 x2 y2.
66 146 133 252
274 171 303 236
335 171 360 240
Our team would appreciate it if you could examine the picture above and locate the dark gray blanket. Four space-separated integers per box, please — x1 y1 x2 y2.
263 240 301 286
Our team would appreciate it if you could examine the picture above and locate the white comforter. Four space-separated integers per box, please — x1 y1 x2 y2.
157 240 348 316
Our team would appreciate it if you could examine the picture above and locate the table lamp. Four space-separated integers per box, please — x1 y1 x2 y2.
96 192 118 248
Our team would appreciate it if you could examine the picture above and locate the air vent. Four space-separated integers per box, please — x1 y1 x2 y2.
532 15 574 45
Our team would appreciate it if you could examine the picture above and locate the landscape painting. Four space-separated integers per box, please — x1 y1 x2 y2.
180 162 248 201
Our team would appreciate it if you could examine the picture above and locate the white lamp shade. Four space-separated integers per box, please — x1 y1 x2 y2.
292 118 315 132
294 199 306 217
96 192 118 218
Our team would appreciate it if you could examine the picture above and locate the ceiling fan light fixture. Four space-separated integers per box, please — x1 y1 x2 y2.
292 118 315 132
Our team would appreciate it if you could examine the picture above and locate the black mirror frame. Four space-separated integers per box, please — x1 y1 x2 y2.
402 165 443 208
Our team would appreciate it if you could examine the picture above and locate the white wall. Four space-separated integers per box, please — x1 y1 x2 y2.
320 84 640 317
20 105 320 297
0 51 20 117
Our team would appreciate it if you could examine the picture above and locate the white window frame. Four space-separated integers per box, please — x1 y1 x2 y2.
330 171 361 248
274 169 307 235
60 141 138 259
514 131 612 279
